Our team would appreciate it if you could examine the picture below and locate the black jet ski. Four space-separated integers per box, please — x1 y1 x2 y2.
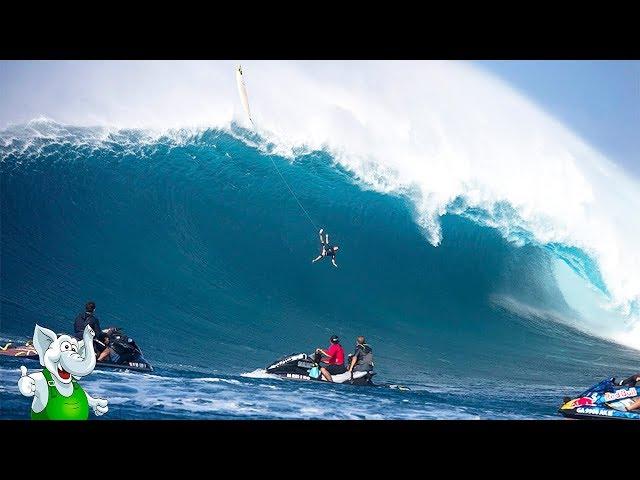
559 378 640 420
0 327 153 373
265 351 375 386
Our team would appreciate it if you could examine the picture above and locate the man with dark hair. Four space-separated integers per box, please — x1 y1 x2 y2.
316 335 346 382
73 301 106 343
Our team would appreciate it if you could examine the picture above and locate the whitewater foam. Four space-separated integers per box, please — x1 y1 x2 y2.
240 369 281 380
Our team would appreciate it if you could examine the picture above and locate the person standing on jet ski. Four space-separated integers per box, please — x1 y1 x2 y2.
74 301 107 345
347 336 374 376
316 335 346 381
312 229 339 268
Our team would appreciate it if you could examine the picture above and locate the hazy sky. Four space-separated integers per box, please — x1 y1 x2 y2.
1 60 638 178
476 61 639 178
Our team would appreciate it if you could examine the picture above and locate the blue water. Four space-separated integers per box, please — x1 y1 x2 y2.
1 123 637 419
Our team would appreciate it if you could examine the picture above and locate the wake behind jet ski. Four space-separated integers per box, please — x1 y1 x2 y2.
266 351 376 386
0 326 153 373
559 378 640 420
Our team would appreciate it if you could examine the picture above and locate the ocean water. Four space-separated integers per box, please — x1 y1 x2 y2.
0 119 637 420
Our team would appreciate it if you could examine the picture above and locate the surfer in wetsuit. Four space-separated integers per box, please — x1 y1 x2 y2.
312 229 339 268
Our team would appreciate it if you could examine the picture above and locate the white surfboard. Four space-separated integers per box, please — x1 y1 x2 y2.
235 64 254 126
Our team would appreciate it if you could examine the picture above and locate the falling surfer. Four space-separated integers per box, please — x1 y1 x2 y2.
312 229 339 268
235 64 334 271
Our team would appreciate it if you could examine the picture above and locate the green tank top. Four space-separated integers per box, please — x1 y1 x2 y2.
30 369 89 420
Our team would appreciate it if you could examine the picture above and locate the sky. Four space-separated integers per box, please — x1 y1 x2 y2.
475 61 639 179
1 60 638 178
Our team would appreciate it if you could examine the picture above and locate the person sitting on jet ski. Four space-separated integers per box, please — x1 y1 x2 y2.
97 328 140 364
316 335 346 381
347 336 374 377
312 229 339 268
74 301 108 348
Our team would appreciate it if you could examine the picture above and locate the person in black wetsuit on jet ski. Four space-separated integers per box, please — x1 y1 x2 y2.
74 301 109 357
74 301 106 342
312 229 339 268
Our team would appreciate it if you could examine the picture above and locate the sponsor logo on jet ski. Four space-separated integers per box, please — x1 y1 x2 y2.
603 387 637 402
565 397 594 409
576 407 614 417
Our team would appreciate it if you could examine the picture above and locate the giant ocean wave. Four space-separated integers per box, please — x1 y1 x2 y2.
1 62 638 382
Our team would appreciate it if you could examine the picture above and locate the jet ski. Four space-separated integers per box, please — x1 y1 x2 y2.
559 378 640 420
266 352 375 386
0 327 153 373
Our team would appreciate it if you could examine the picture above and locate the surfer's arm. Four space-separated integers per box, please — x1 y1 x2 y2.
312 255 323 263
331 258 338 268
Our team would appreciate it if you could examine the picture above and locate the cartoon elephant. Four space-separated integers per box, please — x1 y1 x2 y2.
17 324 109 420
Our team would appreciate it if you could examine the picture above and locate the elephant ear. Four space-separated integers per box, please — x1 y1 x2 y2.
33 324 57 366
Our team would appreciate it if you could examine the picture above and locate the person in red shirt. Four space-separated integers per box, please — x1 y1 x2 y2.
316 335 346 382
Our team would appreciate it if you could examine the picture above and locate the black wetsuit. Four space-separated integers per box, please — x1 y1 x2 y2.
73 312 106 342
106 331 140 363
324 246 337 258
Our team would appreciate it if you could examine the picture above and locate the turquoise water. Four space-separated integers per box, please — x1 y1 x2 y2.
1 122 637 419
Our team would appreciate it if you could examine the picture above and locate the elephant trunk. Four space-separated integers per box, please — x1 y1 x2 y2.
63 327 97 377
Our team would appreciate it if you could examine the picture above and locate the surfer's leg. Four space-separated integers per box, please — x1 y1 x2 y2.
312 255 323 263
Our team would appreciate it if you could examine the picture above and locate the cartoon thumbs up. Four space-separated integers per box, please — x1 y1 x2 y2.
18 366 36 397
